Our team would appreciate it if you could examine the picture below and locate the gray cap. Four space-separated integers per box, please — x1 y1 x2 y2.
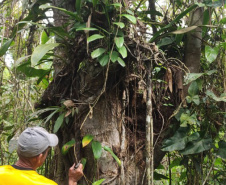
17 127 58 157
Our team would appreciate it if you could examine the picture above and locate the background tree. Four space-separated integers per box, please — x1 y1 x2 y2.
0 0 225 185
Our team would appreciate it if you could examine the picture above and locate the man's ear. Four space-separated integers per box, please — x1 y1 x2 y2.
37 153 43 161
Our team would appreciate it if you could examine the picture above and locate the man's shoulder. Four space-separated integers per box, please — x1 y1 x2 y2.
0 165 57 185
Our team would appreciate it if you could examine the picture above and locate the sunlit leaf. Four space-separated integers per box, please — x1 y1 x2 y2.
92 141 102 159
62 139 76 155
115 37 124 48
205 45 219 63
15 55 31 66
87 34 104 43
121 14 137 24
184 73 204 85
31 43 60 66
171 26 198 34
92 179 105 185
91 48 106 59
117 46 127 58
53 112 66 133
205 70 217 75
41 30 49 44
206 90 226 102
111 3 122 7
82 135 94 147
103 146 121 166
76 27 98 31
117 57 125 67
113 22 125 28
0 38 14 57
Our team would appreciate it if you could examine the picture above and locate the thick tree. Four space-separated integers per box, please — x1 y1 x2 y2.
1 0 225 185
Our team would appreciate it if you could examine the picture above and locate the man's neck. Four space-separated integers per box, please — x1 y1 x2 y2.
15 159 36 170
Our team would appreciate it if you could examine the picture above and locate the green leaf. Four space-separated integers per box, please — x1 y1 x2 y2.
27 107 60 123
87 34 104 43
62 139 76 155
81 158 87 169
180 113 196 126
111 3 122 7
15 55 31 66
103 146 121 166
157 37 175 47
162 127 189 152
99 54 109 66
206 90 226 102
114 37 124 48
92 0 98 8
169 158 181 169
76 0 82 14
43 108 60 125
92 179 105 185
184 73 204 85
113 22 125 28
76 27 98 31
40 4 80 20
181 138 212 155
205 70 217 75
40 31 49 44
91 48 106 59
47 27 71 39
216 140 226 159
16 60 51 78
171 26 198 34
31 43 60 66
117 57 126 67
121 14 137 24
110 51 119 63
117 46 127 58
188 81 199 96
205 45 219 63
150 4 198 42
82 135 94 147
220 17 226 24
4 125 14 131
0 38 14 57
92 141 102 159
154 172 169 180
192 95 200 105
53 113 65 133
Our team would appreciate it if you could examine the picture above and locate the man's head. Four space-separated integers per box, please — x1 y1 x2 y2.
17 127 58 158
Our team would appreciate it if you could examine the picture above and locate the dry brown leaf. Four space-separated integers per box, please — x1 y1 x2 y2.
165 68 173 93
65 109 72 117
63 100 75 108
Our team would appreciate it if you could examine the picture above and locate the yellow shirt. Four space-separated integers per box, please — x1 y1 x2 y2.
0 165 57 185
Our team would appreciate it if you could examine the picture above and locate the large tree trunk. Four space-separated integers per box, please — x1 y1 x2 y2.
36 1 184 184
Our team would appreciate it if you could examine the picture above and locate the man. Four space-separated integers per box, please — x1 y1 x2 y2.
0 126 83 185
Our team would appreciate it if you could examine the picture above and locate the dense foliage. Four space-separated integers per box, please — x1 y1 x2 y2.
0 0 226 184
